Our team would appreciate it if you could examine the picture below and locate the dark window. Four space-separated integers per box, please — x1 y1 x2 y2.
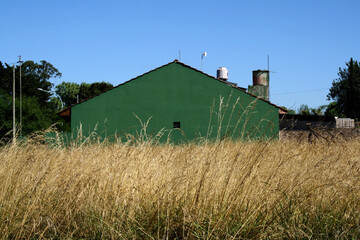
173 122 180 129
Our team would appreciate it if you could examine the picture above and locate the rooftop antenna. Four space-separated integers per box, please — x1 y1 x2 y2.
266 54 276 73
179 49 181 61
201 51 207 71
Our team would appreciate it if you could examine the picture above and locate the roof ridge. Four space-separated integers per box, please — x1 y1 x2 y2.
58 60 287 115
58 60 178 114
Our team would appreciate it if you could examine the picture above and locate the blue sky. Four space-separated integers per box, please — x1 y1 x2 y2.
1 0 360 111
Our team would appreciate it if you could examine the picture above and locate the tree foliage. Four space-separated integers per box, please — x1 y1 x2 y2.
327 58 360 120
55 82 80 107
87 82 114 97
0 60 114 139
324 101 344 117
281 106 296 115
298 104 311 115
0 61 61 106
0 60 62 139
55 81 113 107
296 104 327 116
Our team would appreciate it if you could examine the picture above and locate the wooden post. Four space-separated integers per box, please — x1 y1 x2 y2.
13 65 16 144
18 56 23 137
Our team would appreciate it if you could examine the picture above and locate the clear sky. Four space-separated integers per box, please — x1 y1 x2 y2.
1 0 360 111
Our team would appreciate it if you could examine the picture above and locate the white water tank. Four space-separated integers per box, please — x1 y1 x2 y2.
217 67 228 80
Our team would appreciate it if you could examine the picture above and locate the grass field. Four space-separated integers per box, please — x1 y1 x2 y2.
0 135 360 239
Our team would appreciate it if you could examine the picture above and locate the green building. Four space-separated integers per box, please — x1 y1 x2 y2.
58 60 286 142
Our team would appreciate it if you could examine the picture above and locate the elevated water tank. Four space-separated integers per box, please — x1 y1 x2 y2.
217 67 228 81
252 70 269 86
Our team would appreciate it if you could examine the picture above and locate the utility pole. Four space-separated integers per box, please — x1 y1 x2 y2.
12 65 16 145
18 55 23 137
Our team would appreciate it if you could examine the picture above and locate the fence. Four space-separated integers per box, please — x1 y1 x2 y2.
336 118 355 128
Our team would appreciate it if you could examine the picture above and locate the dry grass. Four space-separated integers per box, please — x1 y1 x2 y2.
0 136 360 239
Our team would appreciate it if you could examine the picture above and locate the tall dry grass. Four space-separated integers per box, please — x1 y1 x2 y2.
0 136 360 239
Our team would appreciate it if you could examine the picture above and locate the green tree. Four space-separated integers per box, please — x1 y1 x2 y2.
298 104 311 115
0 60 62 138
79 82 91 102
281 106 296 115
0 60 61 106
55 81 113 107
49 96 63 111
324 101 343 117
21 96 55 135
79 81 113 101
297 104 326 116
88 82 113 96
55 82 80 107
310 105 327 116
327 58 360 120
0 93 12 138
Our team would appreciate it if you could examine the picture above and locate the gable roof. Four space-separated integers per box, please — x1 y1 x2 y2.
58 60 287 117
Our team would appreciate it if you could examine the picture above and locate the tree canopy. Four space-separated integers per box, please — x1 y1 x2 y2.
0 59 117 140
55 82 80 107
0 60 62 139
327 58 360 120
296 104 327 116
55 81 113 107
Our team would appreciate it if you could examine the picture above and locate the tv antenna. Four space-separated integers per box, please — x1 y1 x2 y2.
267 54 276 73
201 51 207 71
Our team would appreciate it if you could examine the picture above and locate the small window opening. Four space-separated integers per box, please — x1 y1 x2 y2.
173 122 181 129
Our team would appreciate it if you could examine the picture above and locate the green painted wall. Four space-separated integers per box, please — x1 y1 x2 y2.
70 62 279 142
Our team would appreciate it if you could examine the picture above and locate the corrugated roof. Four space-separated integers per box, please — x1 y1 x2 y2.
58 59 287 115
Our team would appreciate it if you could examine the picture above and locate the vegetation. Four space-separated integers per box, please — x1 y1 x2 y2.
297 104 327 116
327 58 360 120
0 60 113 139
283 58 360 119
282 104 327 116
55 81 113 107
0 134 359 239
0 60 63 138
